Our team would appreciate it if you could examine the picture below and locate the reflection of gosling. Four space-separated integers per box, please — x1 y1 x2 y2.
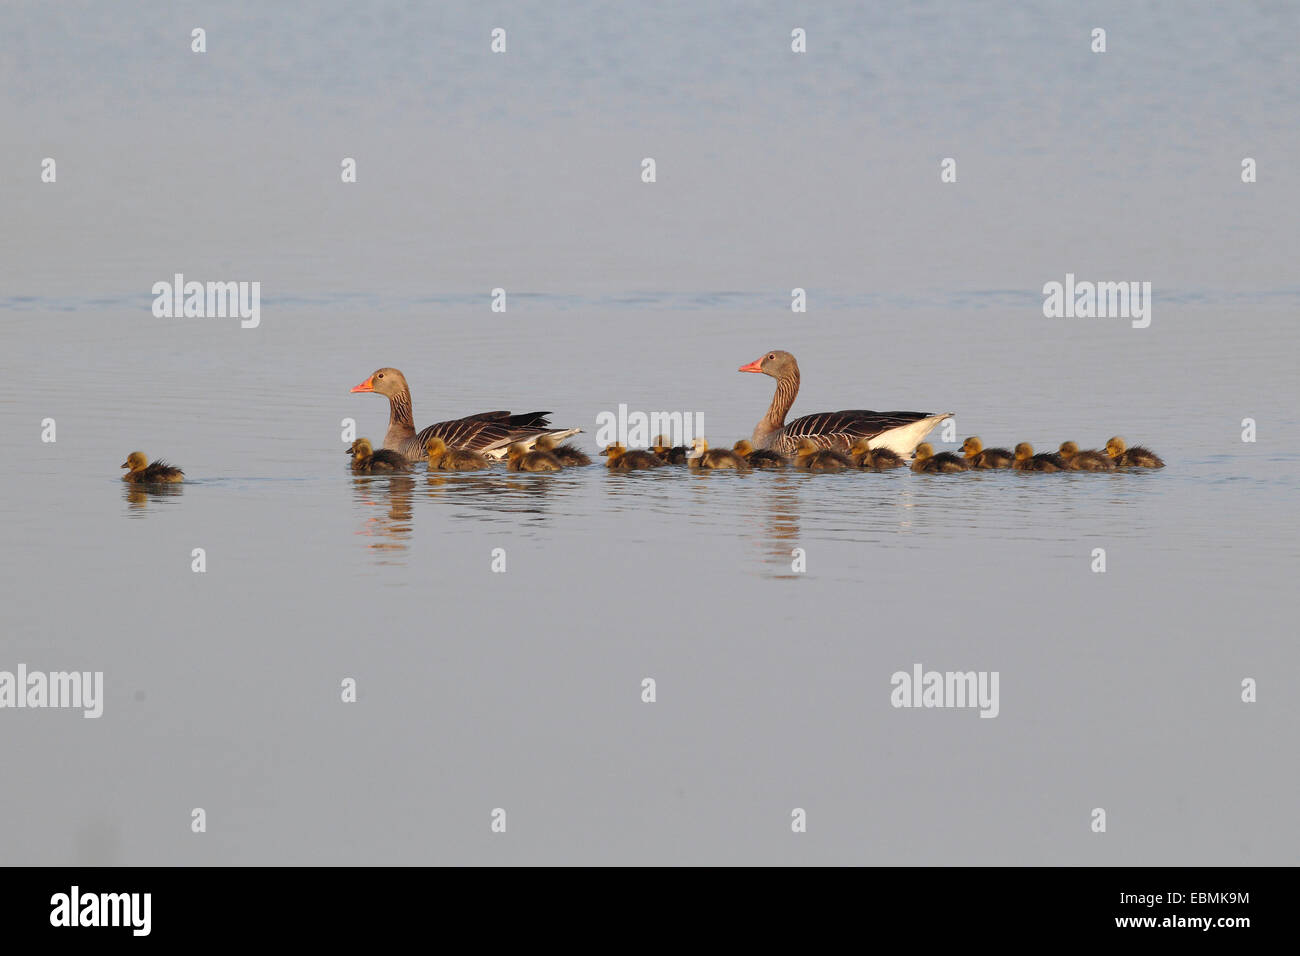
349 438 408 473
602 443 664 470
687 438 750 470
121 451 184 483
1058 441 1115 471
1105 436 1164 469
507 441 563 472
960 436 1013 469
733 439 788 468
793 438 852 472
1011 442 1068 472
425 437 490 471
911 443 970 474
536 434 591 466
848 439 905 471
652 434 690 465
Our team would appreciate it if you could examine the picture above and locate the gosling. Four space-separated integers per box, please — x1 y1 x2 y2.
120 451 184 483
794 438 853 472
961 436 1013 469
688 438 750 470
506 441 564 472
848 439 905 471
536 434 591 467
732 439 788 468
911 443 970 474
1012 442 1068 472
602 443 664 470
1105 436 1164 469
1058 441 1115 471
651 434 690 465
425 437 490 471
349 438 408 473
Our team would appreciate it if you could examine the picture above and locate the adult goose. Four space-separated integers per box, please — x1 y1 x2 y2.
739 351 951 457
351 367 580 461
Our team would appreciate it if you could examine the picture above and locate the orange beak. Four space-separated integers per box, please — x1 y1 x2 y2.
738 358 764 373
350 376 374 393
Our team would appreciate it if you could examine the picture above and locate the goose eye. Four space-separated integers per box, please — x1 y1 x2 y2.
768 353 775 360
377 373 384 379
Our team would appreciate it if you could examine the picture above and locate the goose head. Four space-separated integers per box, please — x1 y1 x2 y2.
738 349 797 379
350 367 408 398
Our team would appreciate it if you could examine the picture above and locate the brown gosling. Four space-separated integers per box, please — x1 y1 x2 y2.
848 438 905 471
506 441 563 472
1058 441 1115 471
687 438 750 470
961 436 1014 469
121 451 184 483
536 434 591 466
1011 442 1069 472
732 439 788 468
911 442 970 474
602 443 664 470
348 438 408 473
425 436 490 471
793 438 853 472
1105 436 1165 469
651 434 690 464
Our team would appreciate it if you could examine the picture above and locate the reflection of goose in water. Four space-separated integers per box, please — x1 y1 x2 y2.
350 474 416 559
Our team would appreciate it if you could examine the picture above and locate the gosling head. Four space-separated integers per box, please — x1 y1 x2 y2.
795 438 819 455
425 436 447 459
506 442 528 463
688 437 709 458
848 438 871 458
599 442 625 458
913 443 934 462
534 434 556 452
1059 441 1079 460
349 439 374 463
961 436 983 458
1105 436 1126 459
121 451 149 473
1014 442 1034 461
732 439 754 457
653 434 670 453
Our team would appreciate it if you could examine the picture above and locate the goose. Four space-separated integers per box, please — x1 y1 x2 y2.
911 443 969 474
602 443 664 470
507 441 564 472
120 451 184 483
960 436 1013 469
848 438 905 470
1012 443 1068 472
732 439 788 468
1058 441 1115 471
739 350 952 456
425 436 490 471
687 438 750 470
350 367 580 461
793 437 853 472
348 438 408 472
1105 436 1165 469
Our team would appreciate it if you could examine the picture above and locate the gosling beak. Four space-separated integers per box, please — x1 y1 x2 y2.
119 461 129 469
738 358 764 373
350 376 375 393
